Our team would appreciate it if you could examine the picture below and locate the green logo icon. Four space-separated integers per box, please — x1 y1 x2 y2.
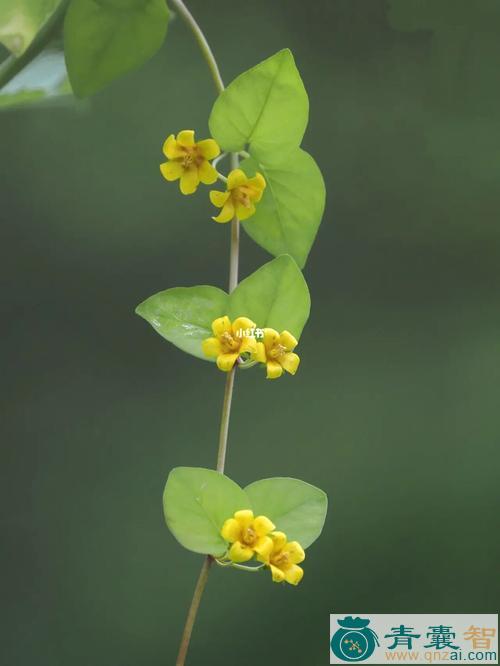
331 616 379 662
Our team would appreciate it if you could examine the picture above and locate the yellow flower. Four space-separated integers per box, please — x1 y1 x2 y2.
256 328 300 379
209 168 266 223
221 510 275 563
160 130 220 195
263 531 305 585
202 315 260 372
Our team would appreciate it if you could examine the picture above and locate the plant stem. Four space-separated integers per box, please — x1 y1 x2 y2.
170 2 241 665
175 556 212 666
216 368 235 472
169 0 224 94
170 0 240 294
0 0 70 91
229 153 240 293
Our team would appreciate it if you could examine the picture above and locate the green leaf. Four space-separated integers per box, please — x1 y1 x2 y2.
0 0 60 56
241 149 325 268
163 467 250 556
135 285 229 361
209 49 308 163
245 478 327 549
229 255 310 339
63 0 168 97
0 49 73 110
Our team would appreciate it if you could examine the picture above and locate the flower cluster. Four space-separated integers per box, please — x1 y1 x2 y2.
160 130 266 222
202 316 300 379
220 510 306 585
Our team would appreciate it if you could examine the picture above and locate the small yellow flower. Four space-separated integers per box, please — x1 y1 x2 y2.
221 510 275 563
209 168 266 223
160 130 220 195
263 531 305 585
256 328 300 379
202 315 260 372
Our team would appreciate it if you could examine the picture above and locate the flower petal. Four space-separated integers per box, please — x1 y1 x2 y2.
263 328 280 351
231 317 256 334
253 515 276 537
269 564 286 583
247 173 267 202
254 536 273 562
198 160 218 185
234 510 254 529
248 172 266 191
284 564 304 586
160 160 183 181
163 134 182 159
266 361 283 379
221 518 241 543
227 168 248 190
250 188 264 203
176 129 195 146
210 190 230 208
201 337 221 358
283 541 305 564
197 138 220 160
216 352 239 372
255 341 267 364
235 202 256 220
180 166 200 195
229 541 254 563
270 531 287 553
212 315 232 337
239 336 257 357
280 352 300 375
279 330 298 351
212 199 235 223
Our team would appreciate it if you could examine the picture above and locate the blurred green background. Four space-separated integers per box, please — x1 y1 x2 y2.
1 1 499 664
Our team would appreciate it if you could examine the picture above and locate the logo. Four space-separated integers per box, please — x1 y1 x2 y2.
330 615 498 664
330 616 379 662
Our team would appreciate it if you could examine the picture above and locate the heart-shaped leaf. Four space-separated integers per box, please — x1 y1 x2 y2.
209 49 308 163
64 0 169 97
163 467 250 556
241 149 325 268
245 477 327 549
136 286 229 360
229 255 310 339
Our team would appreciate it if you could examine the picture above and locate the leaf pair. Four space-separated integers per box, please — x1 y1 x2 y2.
136 254 310 361
209 49 326 268
164 467 328 556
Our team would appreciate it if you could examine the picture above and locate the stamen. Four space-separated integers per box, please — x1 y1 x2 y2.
269 344 287 360
221 331 239 352
242 526 256 545
272 551 289 567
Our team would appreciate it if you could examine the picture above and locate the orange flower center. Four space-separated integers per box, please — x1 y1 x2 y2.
220 331 240 353
235 186 253 208
269 344 287 360
242 526 257 546
272 550 290 568
182 150 195 168
181 146 203 169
